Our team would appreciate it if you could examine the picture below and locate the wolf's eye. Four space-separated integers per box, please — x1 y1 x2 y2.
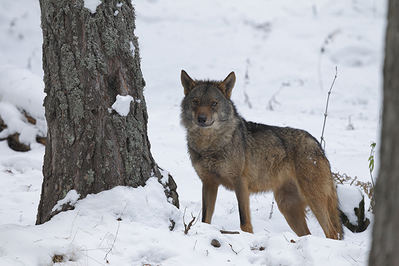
211 101 218 107
192 99 199 105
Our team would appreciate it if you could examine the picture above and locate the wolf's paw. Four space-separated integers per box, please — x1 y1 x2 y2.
241 223 253 233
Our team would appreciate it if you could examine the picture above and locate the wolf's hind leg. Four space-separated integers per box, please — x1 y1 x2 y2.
202 181 219 224
300 179 343 239
274 180 311 236
306 195 342 240
297 161 343 240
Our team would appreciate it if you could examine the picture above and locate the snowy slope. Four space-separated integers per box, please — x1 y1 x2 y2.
0 0 386 265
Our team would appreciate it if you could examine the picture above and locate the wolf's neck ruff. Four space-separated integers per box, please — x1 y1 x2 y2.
186 116 241 153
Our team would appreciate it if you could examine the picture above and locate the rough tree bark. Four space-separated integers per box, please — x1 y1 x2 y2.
369 0 399 265
36 0 178 224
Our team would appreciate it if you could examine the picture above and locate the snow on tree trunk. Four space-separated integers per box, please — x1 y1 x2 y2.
36 0 178 224
368 0 399 265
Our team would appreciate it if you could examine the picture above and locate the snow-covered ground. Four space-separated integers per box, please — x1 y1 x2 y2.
0 0 386 265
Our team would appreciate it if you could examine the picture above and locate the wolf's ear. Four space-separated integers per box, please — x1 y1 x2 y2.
219 72 236 99
181 70 196 95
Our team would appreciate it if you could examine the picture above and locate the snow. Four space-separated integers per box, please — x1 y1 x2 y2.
111 94 134 116
337 185 370 225
159 168 170 185
0 179 179 265
130 41 135 55
0 0 386 265
0 179 370 265
52 190 80 212
84 0 102 14
0 66 46 145
0 66 45 119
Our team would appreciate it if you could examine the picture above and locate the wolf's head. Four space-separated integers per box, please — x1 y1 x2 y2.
180 70 237 130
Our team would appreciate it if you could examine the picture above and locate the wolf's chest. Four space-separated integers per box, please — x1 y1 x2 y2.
189 147 244 189
190 149 227 173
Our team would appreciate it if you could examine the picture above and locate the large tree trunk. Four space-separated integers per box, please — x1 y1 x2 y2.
368 0 399 265
36 0 178 224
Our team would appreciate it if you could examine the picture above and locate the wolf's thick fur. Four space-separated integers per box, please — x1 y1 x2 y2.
180 70 343 240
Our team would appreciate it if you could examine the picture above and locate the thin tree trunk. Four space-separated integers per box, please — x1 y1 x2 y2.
368 0 399 265
36 0 178 224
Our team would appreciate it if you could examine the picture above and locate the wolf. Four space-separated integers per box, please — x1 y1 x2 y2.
180 70 343 240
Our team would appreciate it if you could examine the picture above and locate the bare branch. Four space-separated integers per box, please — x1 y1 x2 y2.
269 200 274 219
229 243 242 255
220 230 240 234
183 207 199 234
320 66 338 149
104 203 127 263
104 220 121 263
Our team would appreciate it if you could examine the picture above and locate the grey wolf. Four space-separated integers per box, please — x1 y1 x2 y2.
180 70 342 239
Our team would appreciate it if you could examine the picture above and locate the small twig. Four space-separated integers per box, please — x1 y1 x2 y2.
185 215 196 234
332 172 374 201
79 249 106 266
283 235 288 242
183 207 198 234
320 66 338 150
347 254 358 263
69 210 81 242
269 200 274 219
183 207 187 229
228 243 242 255
80 248 110 251
250 246 265 251
368 142 377 211
193 240 198 250
267 88 282 111
104 221 121 263
229 244 238 255
350 176 358 186
368 143 376 188
103 203 127 263
243 58 253 109
220 230 240 234
192 208 201 227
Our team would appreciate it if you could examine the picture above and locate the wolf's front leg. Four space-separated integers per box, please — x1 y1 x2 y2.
235 181 253 233
201 181 219 223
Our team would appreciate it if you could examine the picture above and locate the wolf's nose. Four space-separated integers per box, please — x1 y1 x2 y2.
197 114 207 125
